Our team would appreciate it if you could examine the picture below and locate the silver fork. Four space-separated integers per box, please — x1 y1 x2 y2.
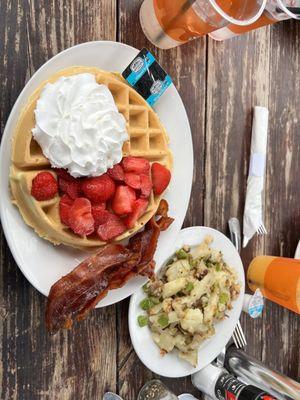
257 224 267 235
232 320 247 349
228 218 247 349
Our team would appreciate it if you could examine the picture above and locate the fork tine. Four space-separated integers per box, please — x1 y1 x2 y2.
232 321 247 348
236 321 247 347
239 322 247 347
257 224 267 235
232 329 240 348
234 326 243 348
232 326 241 348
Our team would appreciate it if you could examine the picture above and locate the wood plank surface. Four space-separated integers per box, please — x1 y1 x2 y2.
0 0 300 399
0 1 118 399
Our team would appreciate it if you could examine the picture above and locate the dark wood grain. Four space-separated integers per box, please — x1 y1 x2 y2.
0 1 118 399
1 0 300 399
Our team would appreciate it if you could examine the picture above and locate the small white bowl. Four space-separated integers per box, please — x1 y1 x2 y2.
128 226 245 378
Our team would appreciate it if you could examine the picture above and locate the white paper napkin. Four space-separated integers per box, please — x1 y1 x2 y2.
243 106 269 248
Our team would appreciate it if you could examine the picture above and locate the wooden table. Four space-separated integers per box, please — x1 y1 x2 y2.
1 1 299 398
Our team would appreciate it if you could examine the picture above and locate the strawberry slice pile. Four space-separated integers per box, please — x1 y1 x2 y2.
31 157 171 241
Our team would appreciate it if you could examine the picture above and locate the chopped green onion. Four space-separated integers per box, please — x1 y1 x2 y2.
137 315 148 327
166 258 174 266
219 293 229 304
215 263 221 272
140 298 153 310
158 313 169 328
149 296 160 305
185 282 194 292
176 249 188 260
142 283 149 294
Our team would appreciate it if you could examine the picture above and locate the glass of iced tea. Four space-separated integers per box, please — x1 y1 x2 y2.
139 0 267 49
210 0 300 41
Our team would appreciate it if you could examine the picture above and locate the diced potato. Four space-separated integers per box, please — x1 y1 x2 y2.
165 260 190 281
149 303 163 315
196 259 208 275
179 350 198 368
180 308 203 334
174 333 187 352
190 240 211 259
152 331 175 352
204 235 213 245
190 273 213 302
168 311 179 324
210 249 222 263
204 292 219 323
162 298 173 313
214 270 228 288
172 296 192 318
162 278 187 298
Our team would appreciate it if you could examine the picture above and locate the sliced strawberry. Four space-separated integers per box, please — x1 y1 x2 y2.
92 205 109 230
107 163 125 182
112 185 136 215
68 198 94 236
91 201 106 210
81 174 116 203
151 163 171 195
31 172 58 201
58 177 81 199
59 194 74 226
124 198 149 229
54 168 74 181
122 156 150 174
97 213 126 241
124 172 141 190
140 174 152 198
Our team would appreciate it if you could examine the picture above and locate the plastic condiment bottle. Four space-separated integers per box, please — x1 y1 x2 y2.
192 363 278 400
247 256 300 314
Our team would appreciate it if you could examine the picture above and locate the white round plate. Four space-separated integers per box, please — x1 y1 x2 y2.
0 41 193 307
129 226 245 377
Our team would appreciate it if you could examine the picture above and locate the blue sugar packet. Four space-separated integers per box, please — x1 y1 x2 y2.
122 48 172 106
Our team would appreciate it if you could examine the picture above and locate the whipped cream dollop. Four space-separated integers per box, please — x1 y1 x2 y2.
32 73 129 177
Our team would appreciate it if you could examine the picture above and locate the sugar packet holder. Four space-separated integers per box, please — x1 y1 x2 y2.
122 48 172 106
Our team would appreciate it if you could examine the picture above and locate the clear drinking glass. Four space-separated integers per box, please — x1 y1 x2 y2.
210 0 300 41
139 0 267 49
137 380 178 400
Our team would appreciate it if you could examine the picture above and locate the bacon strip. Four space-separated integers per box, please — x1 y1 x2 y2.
46 201 173 333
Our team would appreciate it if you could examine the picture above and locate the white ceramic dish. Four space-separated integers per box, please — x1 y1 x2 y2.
0 41 193 307
129 226 245 377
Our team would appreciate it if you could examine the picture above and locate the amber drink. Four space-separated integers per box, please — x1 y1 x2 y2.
247 256 300 314
210 0 300 40
140 0 267 49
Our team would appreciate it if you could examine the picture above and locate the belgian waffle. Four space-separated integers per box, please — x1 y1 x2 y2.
10 67 172 250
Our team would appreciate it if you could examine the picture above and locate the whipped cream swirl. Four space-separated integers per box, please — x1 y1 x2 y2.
32 73 129 177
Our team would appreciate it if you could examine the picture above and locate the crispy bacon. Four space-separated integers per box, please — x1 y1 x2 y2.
46 200 173 333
